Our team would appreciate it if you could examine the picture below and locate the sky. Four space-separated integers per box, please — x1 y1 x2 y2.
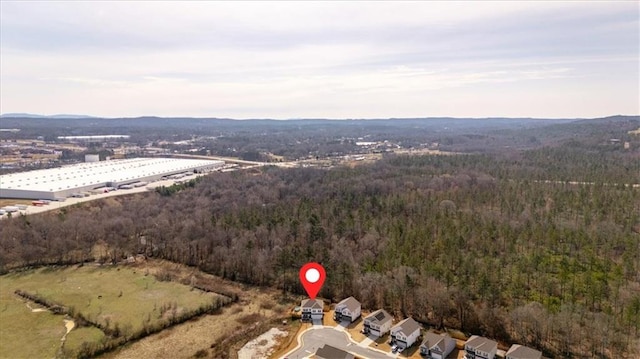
0 1 638 119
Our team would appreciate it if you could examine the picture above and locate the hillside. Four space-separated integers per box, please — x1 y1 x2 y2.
1 141 638 358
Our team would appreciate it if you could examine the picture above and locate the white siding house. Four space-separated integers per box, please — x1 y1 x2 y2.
420 332 456 359
301 299 324 321
363 309 393 337
390 317 421 351
334 296 361 323
464 335 497 359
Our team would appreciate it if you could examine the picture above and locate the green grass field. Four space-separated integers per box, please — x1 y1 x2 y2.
0 292 65 359
0 264 222 358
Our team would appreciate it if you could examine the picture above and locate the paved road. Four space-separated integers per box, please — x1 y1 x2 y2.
167 153 306 168
282 327 395 359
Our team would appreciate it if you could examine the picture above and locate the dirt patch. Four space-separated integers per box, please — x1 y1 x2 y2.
269 321 309 359
0 198 32 207
61 319 75 342
25 302 47 313
237 328 287 359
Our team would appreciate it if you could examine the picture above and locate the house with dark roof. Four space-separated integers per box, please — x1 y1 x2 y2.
334 296 361 323
390 317 421 351
420 332 456 359
464 335 497 359
301 298 324 321
505 344 542 359
363 309 393 337
314 344 355 359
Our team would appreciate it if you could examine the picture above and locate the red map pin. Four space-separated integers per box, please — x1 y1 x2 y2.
299 262 326 300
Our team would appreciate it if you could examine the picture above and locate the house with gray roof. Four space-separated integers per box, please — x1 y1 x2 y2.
420 332 456 359
464 335 497 359
301 298 324 321
315 344 355 359
390 317 422 351
334 296 361 323
363 309 393 337
505 344 542 359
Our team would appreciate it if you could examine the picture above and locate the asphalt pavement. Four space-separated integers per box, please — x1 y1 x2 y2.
282 327 396 359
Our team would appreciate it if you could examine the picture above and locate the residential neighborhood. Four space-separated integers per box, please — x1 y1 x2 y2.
464 336 498 359
334 296 362 323
285 296 547 359
300 298 324 322
363 309 394 338
420 332 456 359
390 318 421 353
505 344 542 359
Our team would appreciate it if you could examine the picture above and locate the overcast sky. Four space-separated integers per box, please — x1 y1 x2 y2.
1 1 638 119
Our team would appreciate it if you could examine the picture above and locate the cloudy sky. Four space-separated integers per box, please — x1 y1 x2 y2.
1 1 638 119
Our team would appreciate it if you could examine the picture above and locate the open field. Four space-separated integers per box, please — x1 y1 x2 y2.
0 291 66 359
0 261 230 358
101 287 291 359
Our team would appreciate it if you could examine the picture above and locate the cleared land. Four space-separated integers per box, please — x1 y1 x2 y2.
0 292 65 359
102 287 291 359
0 262 229 358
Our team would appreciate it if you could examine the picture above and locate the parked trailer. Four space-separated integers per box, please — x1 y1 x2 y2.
2 206 19 213
133 181 147 187
119 184 134 189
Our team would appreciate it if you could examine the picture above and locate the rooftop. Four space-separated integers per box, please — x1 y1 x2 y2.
365 309 392 325
335 296 360 312
392 317 421 337
0 158 223 192
466 335 498 352
315 344 354 359
301 299 323 310
422 332 453 352
506 344 542 359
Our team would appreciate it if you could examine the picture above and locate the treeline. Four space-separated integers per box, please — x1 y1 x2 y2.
1 150 639 357
155 178 201 197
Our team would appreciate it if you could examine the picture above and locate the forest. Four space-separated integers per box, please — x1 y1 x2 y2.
4 116 637 161
1 133 639 358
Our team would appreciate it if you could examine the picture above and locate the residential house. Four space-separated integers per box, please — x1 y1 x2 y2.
363 309 393 337
334 296 361 323
464 335 497 359
390 317 422 351
505 344 542 359
420 332 456 359
301 298 324 321
315 344 355 359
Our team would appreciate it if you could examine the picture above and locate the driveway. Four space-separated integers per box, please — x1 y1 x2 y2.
282 327 396 359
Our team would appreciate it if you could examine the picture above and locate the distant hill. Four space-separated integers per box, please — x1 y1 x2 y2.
0 113 96 119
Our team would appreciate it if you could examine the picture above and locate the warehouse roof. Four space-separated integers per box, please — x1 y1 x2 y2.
0 158 223 192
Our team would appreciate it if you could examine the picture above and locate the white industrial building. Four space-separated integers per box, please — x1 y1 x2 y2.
57 135 130 141
0 158 224 200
